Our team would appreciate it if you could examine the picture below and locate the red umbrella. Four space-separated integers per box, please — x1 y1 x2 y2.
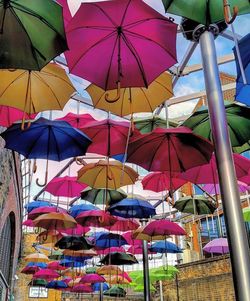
75 210 117 227
80 274 106 284
181 153 250 184
28 206 67 220
65 0 177 93
96 247 126 256
106 217 140 232
61 224 90 236
71 284 93 293
56 113 96 129
22 219 35 227
45 176 88 198
0 105 36 127
33 269 60 280
127 127 214 172
47 261 67 271
80 119 132 157
142 172 187 193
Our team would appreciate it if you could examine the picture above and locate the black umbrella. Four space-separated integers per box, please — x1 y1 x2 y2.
55 236 94 251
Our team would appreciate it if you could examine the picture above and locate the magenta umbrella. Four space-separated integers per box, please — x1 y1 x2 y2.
65 0 177 94
56 113 96 129
28 206 67 220
80 274 106 284
56 0 72 26
181 153 250 184
33 269 60 280
203 181 249 195
71 284 93 293
96 246 126 255
0 105 36 128
47 261 67 271
45 176 88 198
123 231 143 246
61 224 90 236
22 219 35 227
106 217 140 232
142 171 187 193
76 210 117 227
203 238 229 254
128 245 155 255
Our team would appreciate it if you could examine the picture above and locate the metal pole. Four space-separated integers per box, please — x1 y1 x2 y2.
141 219 150 301
199 29 250 301
159 280 164 301
99 282 104 301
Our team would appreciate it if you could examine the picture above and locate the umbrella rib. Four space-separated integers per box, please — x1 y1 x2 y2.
50 127 62 161
139 88 154 112
154 78 174 96
120 0 132 27
120 87 127 116
87 3 118 27
124 17 172 30
0 71 27 98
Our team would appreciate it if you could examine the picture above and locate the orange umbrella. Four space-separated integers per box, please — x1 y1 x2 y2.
96 265 123 276
24 253 49 263
33 212 77 230
62 249 97 257
105 275 130 285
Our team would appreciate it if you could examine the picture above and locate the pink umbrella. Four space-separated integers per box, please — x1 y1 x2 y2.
106 217 140 232
127 245 155 255
203 238 229 254
142 171 187 193
56 0 72 26
45 176 88 198
56 113 96 129
61 224 90 236
119 272 132 283
181 153 250 184
71 284 93 293
122 231 143 247
48 261 67 271
33 269 60 280
203 181 249 195
76 210 117 227
22 219 35 227
0 105 36 128
65 0 177 92
80 274 106 284
96 247 126 255
28 206 67 220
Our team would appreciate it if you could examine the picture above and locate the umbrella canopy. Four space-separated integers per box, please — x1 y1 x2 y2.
63 249 97 258
25 201 55 213
128 245 155 255
142 171 187 193
46 280 68 289
108 198 156 219
123 231 143 247
80 274 106 284
45 176 88 198
134 283 156 292
94 232 128 249
28 206 67 220
100 252 138 266
76 210 117 228
71 284 93 293
26 263 48 269
96 247 126 256
24 253 49 263
86 72 173 117
77 160 138 190
183 102 250 153
203 238 229 254
173 195 217 215
243 207 250 222
127 127 214 172
33 269 60 280
33 212 77 230
107 217 140 232
47 261 67 271
203 181 249 195
65 0 177 90
92 282 109 292
162 0 250 25
61 224 90 236
28 279 48 287
56 113 96 129
80 119 131 157
69 203 99 218
97 265 123 276
149 241 183 254
55 236 94 251
36 230 64 245
104 286 126 298
49 249 63 260
22 219 35 227
80 187 127 206
56 0 72 26
134 115 177 134
105 275 131 285
0 0 67 70
21 265 40 275
0 105 36 128
181 153 250 184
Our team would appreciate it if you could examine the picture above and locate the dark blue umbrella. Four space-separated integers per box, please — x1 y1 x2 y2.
108 198 156 218
92 282 109 292
26 262 48 269
94 232 128 249
69 203 99 218
234 33 250 106
1 118 92 186
46 280 67 289
60 258 86 268
25 201 55 213
149 241 183 254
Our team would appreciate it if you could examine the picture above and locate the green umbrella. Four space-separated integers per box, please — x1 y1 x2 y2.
104 286 126 297
162 0 250 25
81 187 127 205
133 284 156 292
183 102 250 153
85 266 97 274
134 115 177 134
174 195 217 215
0 0 67 70
243 207 250 222
28 279 47 287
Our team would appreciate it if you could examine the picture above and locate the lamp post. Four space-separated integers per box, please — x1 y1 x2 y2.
141 219 150 301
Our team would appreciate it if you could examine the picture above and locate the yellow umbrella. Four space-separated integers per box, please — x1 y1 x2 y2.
24 253 49 263
86 72 173 117
132 227 170 241
96 265 123 276
0 63 75 128
77 159 139 190
105 275 130 285
62 269 85 278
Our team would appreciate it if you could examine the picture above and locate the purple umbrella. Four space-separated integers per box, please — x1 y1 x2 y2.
203 181 249 195
203 238 229 254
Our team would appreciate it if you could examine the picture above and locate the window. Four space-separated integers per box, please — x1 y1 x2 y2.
29 287 48 298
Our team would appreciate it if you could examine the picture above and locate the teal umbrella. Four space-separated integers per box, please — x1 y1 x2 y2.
162 0 250 25
182 102 250 153
104 286 126 297
0 0 67 70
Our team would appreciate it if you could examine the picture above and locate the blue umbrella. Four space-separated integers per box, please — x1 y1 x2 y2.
1 118 92 186
26 262 48 269
234 33 250 106
25 201 55 213
108 198 156 218
69 203 99 218
149 241 183 254
92 282 109 292
93 232 128 249
46 280 67 289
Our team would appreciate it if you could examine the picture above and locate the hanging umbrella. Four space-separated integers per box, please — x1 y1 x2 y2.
45 176 88 198
61 224 90 236
33 212 77 230
100 252 138 266
77 160 139 190
71 284 93 293
46 280 68 290
25 200 55 213
149 241 183 254
49 249 63 260
28 279 48 287
47 261 67 271
97 265 123 276
24 253 49 263
92 282 109 292
203 181 249 195
56 0 72 26
162 0 250 25
173 195 217 215
107 217 140 232
134 284 156 292
1 118 92 186
80 187 127 206
63 249 97 258
55 236 94 251
128 245 155 255
33 269 60 280
0 105 36 128
181 153 250 184
21 265 40 275
127 127 214 172
28 206 67 220
36 230 64 245
65 0 177 92
134 115 178 134
80 274 106 284
103 286 126 298
123 231 143 247
69 204 99 218
94 232 128 249
86 72 173 117
182 102 250 153
85 267 97 274
22 219 35 227
96 247 126 256
26 263 48 269
105 275 131 285
56 113 96 129
75 210 117 228
0 0 67 70
108 198 156 219
142 171 187 193
242 207 250 222
203 238 229 254
68 277 82 288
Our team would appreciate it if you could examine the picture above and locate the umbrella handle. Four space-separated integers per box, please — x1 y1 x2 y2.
33 159 37 173
21 118 31 131
75 157 86 165
223 0 238 24
105 82 121 103
36 170 48 187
